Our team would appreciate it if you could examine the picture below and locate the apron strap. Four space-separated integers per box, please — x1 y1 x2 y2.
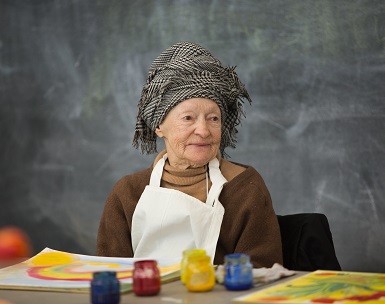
206 158 227 206
149 154 167 187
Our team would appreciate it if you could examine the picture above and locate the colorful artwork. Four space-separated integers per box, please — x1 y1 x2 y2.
233 270 385 304
0 247 180 293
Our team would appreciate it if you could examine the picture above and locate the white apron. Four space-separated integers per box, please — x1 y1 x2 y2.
131 154 226 261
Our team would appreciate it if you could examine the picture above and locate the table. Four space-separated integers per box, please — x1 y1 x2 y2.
0 273 305 304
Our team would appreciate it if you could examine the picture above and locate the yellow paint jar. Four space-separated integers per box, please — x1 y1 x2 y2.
184 254 215 292
180 249 206 284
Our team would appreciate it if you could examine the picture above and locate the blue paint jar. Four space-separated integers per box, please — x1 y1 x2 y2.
224 253 253 291
91 271 120 304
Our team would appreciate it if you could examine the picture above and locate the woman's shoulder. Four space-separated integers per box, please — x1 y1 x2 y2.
220 163 273 210
220 158 247 181
222 160 270 194
221 159 263 181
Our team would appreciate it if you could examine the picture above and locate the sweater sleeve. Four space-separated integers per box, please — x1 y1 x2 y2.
96 182 134 257
96 169 151 257
235 181 283 268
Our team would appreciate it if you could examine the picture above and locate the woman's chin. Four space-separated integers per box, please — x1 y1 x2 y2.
185 153 216 168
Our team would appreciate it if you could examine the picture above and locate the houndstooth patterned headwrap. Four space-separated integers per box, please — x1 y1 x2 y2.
133 41 252 157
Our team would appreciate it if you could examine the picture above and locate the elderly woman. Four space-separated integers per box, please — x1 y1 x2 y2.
96 42 283 268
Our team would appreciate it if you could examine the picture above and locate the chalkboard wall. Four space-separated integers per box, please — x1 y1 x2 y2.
1 0 384 272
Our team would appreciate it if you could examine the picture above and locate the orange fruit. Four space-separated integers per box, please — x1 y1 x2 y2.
0 226 32 260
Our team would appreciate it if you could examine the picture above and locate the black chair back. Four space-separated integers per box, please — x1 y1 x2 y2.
277 213 341 271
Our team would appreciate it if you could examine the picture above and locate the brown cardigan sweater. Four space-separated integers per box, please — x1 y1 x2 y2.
96 161 283 268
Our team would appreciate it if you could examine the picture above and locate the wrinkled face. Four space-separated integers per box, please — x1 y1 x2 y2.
155 98 222 169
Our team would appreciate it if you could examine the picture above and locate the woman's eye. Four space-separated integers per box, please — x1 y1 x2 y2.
210 116 220 122
184 116 192 121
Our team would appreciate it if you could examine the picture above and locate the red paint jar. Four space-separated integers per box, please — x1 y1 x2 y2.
133 260 161 296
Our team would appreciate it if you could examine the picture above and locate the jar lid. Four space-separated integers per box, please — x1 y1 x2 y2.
183 249 206 256
224 253 250 264
92 271 117 279
188 254 210 263
134 260 158 267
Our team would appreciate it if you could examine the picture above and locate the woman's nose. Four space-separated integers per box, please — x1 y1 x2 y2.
194 120 210 137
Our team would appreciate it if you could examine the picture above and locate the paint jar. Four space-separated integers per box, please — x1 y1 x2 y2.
91 271 120 304
181 249 206 284
133 260 161 296
185 254 215 292
224 253 253 291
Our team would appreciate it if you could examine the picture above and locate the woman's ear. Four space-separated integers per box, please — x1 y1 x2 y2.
155 127 163 138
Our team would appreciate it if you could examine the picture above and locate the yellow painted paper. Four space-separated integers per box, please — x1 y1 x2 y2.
233 270 385 304
0 247 180 293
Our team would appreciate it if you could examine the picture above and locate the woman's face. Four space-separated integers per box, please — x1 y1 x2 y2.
155 98 222 169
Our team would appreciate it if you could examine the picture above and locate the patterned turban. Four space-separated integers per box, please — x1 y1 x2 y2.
133 41 252 157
